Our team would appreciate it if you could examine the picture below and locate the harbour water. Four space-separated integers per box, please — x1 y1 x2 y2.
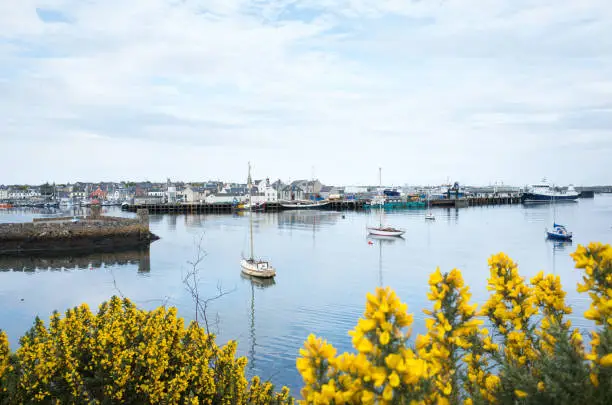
1 196 611 392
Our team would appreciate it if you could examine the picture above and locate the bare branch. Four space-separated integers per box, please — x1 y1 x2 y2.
182 234 235 335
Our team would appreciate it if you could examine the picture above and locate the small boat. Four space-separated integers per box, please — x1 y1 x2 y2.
367 167 405 237
367 226 405 237
547 223 572 241
242 202 266 212
425 190 435 220
241 162 276 279
240 258 276 278
279 200 331 209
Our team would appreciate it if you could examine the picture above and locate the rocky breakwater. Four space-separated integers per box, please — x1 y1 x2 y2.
0 210 159 255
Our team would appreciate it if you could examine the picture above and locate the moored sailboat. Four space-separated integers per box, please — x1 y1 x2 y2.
240 162 276 279
546 189 573 241
425 190 435 220
367 168 405 237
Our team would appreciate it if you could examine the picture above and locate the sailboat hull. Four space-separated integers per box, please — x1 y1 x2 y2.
367 227 405 237
546 231 572 241
240 259 276 278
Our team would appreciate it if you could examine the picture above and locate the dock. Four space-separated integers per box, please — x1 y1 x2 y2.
121 200 367 213
121 196 526 214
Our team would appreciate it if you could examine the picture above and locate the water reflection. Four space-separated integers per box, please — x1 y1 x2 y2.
367 235 404 286
167 215 178 231
276 211 341 230
240 274 276 372
548 239 573 275
0 247 151 273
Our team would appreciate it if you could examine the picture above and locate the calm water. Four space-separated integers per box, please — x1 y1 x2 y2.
1 196 612 391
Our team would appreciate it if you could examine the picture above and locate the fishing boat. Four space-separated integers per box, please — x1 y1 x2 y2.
522 178 579 203
279 200 331 209
240 162 276 279
367 168 405 237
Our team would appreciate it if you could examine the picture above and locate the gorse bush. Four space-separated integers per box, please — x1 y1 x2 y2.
296 242 612 404
0 299 292 404
1 243 611 404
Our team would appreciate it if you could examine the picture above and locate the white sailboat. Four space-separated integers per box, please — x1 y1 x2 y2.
425 189 435 220
367 168 405 237
240 162 276 278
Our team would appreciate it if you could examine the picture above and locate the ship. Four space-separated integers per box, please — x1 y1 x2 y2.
521 179 579 203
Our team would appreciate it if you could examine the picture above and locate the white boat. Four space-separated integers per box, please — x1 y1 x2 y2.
425 190 435 220
367 227 405 237
241 162 276 279
367 167 405 237
279 200 331 209
522 178 579 203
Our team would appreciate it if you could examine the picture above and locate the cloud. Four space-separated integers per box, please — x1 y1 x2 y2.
1 0 611 185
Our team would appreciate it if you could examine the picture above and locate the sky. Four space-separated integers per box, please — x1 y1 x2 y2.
1 0 611 187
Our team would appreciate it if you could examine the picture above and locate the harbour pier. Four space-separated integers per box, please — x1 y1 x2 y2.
120 196 525 214
0 209 158 255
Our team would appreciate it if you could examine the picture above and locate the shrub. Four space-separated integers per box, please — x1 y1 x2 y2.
296 242 612 404
0 297 292 404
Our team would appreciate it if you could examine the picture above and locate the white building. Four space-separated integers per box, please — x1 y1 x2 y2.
0 188 8 200
184 186 206 203
8 188 41 200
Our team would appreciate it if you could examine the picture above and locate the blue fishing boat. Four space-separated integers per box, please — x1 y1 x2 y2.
547 223 572 241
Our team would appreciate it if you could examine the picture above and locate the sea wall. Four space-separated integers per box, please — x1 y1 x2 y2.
0 210 158 254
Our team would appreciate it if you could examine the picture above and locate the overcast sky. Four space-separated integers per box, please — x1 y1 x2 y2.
1 0 611 186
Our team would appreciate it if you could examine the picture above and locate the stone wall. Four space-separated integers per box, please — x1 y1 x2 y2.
0 212 157 254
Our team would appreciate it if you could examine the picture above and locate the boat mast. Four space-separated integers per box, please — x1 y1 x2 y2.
379 167 383 227
248 162 254 260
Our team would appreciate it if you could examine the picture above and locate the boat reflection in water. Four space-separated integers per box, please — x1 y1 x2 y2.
240 273 276 372
0 247 151 274
367 234 404 286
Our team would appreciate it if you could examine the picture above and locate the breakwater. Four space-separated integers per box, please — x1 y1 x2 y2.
0 210 158 254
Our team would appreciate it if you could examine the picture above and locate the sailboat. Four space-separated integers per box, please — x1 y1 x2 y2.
367 168 405 237
240 163 276 278
425 189 435 220
546 185 573 241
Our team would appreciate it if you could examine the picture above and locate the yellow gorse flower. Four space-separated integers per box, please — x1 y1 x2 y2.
8 296 292 404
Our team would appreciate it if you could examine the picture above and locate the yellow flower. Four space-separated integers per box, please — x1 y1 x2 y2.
379 331 390 345
429 267 443 285
515 389 528 398
600 353 612 367
537 381 545 391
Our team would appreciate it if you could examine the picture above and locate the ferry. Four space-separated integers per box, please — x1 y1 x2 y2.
521 179 579 203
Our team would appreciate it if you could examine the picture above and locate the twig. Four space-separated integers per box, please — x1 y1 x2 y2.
182 234 236 334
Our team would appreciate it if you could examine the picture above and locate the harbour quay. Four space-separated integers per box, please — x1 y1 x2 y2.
0 209 158 255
